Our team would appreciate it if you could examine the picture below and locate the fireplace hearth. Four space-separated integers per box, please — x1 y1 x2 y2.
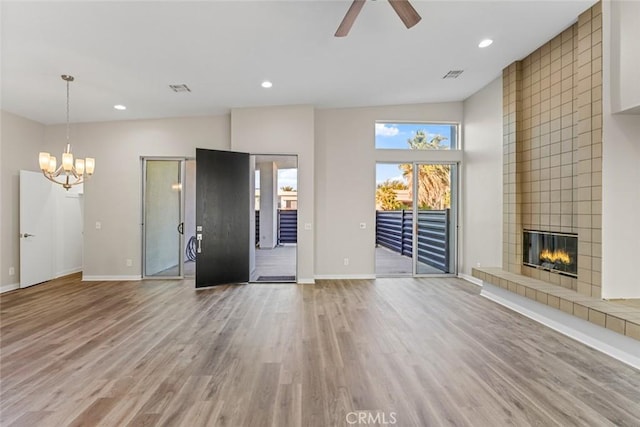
523 230 578 277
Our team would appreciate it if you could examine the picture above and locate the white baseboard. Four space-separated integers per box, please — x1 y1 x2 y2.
297 278 315 284
481 282 640 370
55 267 82 278
82 275 142 281
458 273 483 287
1 283 20 294
314 274 376 280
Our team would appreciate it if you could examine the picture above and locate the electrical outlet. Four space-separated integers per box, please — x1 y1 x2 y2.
304 223 312 230
126 259 133 267
95 221 102 230
359 222 366 229
344 258 349 266
9 267 15 276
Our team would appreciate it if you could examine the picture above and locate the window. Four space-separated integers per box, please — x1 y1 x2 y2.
375 122 458 150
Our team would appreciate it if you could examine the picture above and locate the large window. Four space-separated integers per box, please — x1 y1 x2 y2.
375 122 458 150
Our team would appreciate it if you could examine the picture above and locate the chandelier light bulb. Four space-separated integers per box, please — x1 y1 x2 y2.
75 158 85 176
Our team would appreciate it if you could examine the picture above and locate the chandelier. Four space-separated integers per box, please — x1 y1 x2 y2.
38 75 95 190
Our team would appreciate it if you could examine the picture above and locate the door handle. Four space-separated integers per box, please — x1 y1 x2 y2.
21 233 35 238
197 233 202 253
177 222 184 235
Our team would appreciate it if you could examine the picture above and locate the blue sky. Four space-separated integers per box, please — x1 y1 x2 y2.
376 163 408 186
375 122 455 149
375 122 455 184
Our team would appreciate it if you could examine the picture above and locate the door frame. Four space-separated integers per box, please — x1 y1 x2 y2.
250 153 299 283
374 160 460 278
141 157 189 279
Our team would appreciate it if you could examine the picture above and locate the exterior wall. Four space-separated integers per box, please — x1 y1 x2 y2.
502 2 603 297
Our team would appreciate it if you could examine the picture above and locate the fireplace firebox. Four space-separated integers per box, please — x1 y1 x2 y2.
523 230 578 277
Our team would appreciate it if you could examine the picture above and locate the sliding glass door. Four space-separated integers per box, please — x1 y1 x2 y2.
142 158 185 278
375 162 458 276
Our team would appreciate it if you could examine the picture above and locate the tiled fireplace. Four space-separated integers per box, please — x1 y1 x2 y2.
502 2 602 298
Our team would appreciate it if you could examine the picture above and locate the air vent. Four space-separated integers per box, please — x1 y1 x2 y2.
442 70 464 79
169 84 191 93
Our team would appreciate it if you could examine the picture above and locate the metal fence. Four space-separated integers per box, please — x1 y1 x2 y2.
376 209 450 273
255 209 298 245
278 210 297 244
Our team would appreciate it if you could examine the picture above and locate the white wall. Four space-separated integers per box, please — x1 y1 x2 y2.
610 0 640 113
43 115 230 279
601 0 640 299
5 98 504 283
231 106 315 283
461 77 503 277
1 110 45 288
314 102 463 278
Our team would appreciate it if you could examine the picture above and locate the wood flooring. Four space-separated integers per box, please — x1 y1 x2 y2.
1 274 639 426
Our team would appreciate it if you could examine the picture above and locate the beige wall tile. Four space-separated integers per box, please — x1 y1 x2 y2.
588 308 606 327
605 315 625 334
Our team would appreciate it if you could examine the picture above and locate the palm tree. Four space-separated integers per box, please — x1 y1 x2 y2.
376 179 407 211
400 131 451 210
280 185 295 192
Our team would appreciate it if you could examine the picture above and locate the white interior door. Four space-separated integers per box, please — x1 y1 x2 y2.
20 170 55 288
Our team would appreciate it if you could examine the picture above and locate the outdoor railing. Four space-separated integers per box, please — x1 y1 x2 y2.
255 209 298 245
278 209 297 244
376 209 450 273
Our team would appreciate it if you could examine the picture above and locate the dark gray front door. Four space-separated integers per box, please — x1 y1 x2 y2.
195 148 250 288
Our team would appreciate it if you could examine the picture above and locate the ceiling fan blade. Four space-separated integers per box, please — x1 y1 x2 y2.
335 0 366 37
388 0 422 29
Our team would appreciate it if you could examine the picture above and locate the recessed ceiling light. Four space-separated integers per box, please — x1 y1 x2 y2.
113 104 127 110
478 39 493 48
261 81 273 89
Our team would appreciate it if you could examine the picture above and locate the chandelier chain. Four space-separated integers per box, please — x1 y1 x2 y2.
66 78 70 144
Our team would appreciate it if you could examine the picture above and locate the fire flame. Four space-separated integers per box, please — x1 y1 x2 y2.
540 248 571 265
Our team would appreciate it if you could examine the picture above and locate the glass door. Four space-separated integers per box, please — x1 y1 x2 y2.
142 158 185 278
414 162 457 275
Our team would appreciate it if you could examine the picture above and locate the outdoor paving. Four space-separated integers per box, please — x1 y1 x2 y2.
375 246 444 275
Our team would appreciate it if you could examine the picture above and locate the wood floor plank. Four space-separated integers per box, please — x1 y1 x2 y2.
1 275 639 426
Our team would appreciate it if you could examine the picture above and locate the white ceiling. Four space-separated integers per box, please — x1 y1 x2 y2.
1 0 596 125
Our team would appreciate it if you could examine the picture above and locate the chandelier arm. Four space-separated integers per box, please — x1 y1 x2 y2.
53 164 64 178
41 171 62 184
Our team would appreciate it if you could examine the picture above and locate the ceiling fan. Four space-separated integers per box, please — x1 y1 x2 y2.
335 0 422 37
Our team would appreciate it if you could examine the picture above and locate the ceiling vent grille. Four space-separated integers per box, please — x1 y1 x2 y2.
169 84 191 93
442 70 464 79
